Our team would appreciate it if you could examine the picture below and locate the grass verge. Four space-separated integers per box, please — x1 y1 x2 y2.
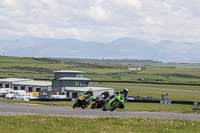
0 115 200 133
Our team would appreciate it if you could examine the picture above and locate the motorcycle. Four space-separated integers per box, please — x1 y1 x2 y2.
102 92 126 111
73 95 89 109
91 95 105 109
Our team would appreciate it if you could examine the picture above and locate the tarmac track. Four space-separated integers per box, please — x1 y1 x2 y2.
0 102 200 121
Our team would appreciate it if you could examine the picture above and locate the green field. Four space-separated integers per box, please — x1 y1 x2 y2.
1 56 200 84
0 115 200 133
1 56 200 114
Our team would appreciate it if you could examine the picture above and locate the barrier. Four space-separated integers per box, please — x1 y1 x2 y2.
30 98 71 101
30 98 199 106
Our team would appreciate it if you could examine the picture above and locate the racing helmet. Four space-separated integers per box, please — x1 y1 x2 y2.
123 88 128 95
88 89 93 94
104 91 109 95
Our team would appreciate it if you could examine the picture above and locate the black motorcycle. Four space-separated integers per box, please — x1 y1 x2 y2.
73 95 88 109
91 95 106 109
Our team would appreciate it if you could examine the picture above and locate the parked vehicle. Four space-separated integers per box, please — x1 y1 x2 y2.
91 95 106 109
0 88 13 97
15 93 36 101
5 90 26 99
73 95 89 109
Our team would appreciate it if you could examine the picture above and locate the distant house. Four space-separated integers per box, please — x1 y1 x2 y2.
128 67 141 71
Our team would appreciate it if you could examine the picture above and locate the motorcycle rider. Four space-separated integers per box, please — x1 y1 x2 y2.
104 88 128 110
84 89 93 104
100 91 110 100
118 88 128 109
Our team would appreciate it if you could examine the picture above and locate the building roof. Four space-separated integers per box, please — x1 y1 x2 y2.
53 70 86 74
0 78 33 83
63 87 114 92
12 80 52 87
58 77 91 81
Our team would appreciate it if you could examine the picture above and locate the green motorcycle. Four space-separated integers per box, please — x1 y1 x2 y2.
102 92 126 111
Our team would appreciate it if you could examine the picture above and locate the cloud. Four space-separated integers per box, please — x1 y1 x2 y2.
86 6 110 21
112 0 142 8
0 0 200 44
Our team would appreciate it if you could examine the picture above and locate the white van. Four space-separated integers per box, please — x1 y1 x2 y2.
5 90 26 99
0 88 13 97
15 93 37 101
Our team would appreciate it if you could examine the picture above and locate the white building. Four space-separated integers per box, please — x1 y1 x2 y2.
12 80 51 92
128 67 141 71
63 87 115 98
0 78 33 88
0 78 51 92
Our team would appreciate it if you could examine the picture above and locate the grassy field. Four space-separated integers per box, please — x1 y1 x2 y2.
0 56 200 113
0 115 200 133
1 56 200 84
91 82 200 91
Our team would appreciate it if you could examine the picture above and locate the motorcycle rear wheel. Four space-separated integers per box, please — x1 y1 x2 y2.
91 103 96 109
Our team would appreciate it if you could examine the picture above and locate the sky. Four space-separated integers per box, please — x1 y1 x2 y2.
0 0 200 43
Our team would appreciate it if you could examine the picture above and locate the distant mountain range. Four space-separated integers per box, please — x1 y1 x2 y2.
0 37 200 63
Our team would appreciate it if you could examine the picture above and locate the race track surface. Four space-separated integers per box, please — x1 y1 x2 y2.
0 102 200 121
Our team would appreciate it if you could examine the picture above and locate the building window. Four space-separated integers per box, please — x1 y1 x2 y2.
36 88 41 92
75 81 88 87
72 92 78 98
0 83 2 88
76 74 83 77
28 87 33 92
75 81 80 87
62 92 65 95
14 86 18 90
5 84 9 88
21 86 25 90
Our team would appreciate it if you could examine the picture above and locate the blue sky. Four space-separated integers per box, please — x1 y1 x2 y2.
0 0 200 43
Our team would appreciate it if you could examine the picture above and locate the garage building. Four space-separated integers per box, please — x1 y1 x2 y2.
0 78 33 88
12 80 51 92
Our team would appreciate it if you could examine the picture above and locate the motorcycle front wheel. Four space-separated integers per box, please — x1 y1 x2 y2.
110 101 119 111
73 102 79 109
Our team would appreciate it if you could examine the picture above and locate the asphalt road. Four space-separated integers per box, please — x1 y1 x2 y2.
0 102 200 121
93 84 200 94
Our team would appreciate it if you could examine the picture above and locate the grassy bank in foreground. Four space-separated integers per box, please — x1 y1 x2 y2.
0 115 200 133
0 99 199 113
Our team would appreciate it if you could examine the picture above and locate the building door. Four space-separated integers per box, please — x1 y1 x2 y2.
21 86 25 90
67 92 69 97
28 87 33 92
5 84 9 88
14 86 18 90
72 92 78 98
36 88 41 92
0 83 2 88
